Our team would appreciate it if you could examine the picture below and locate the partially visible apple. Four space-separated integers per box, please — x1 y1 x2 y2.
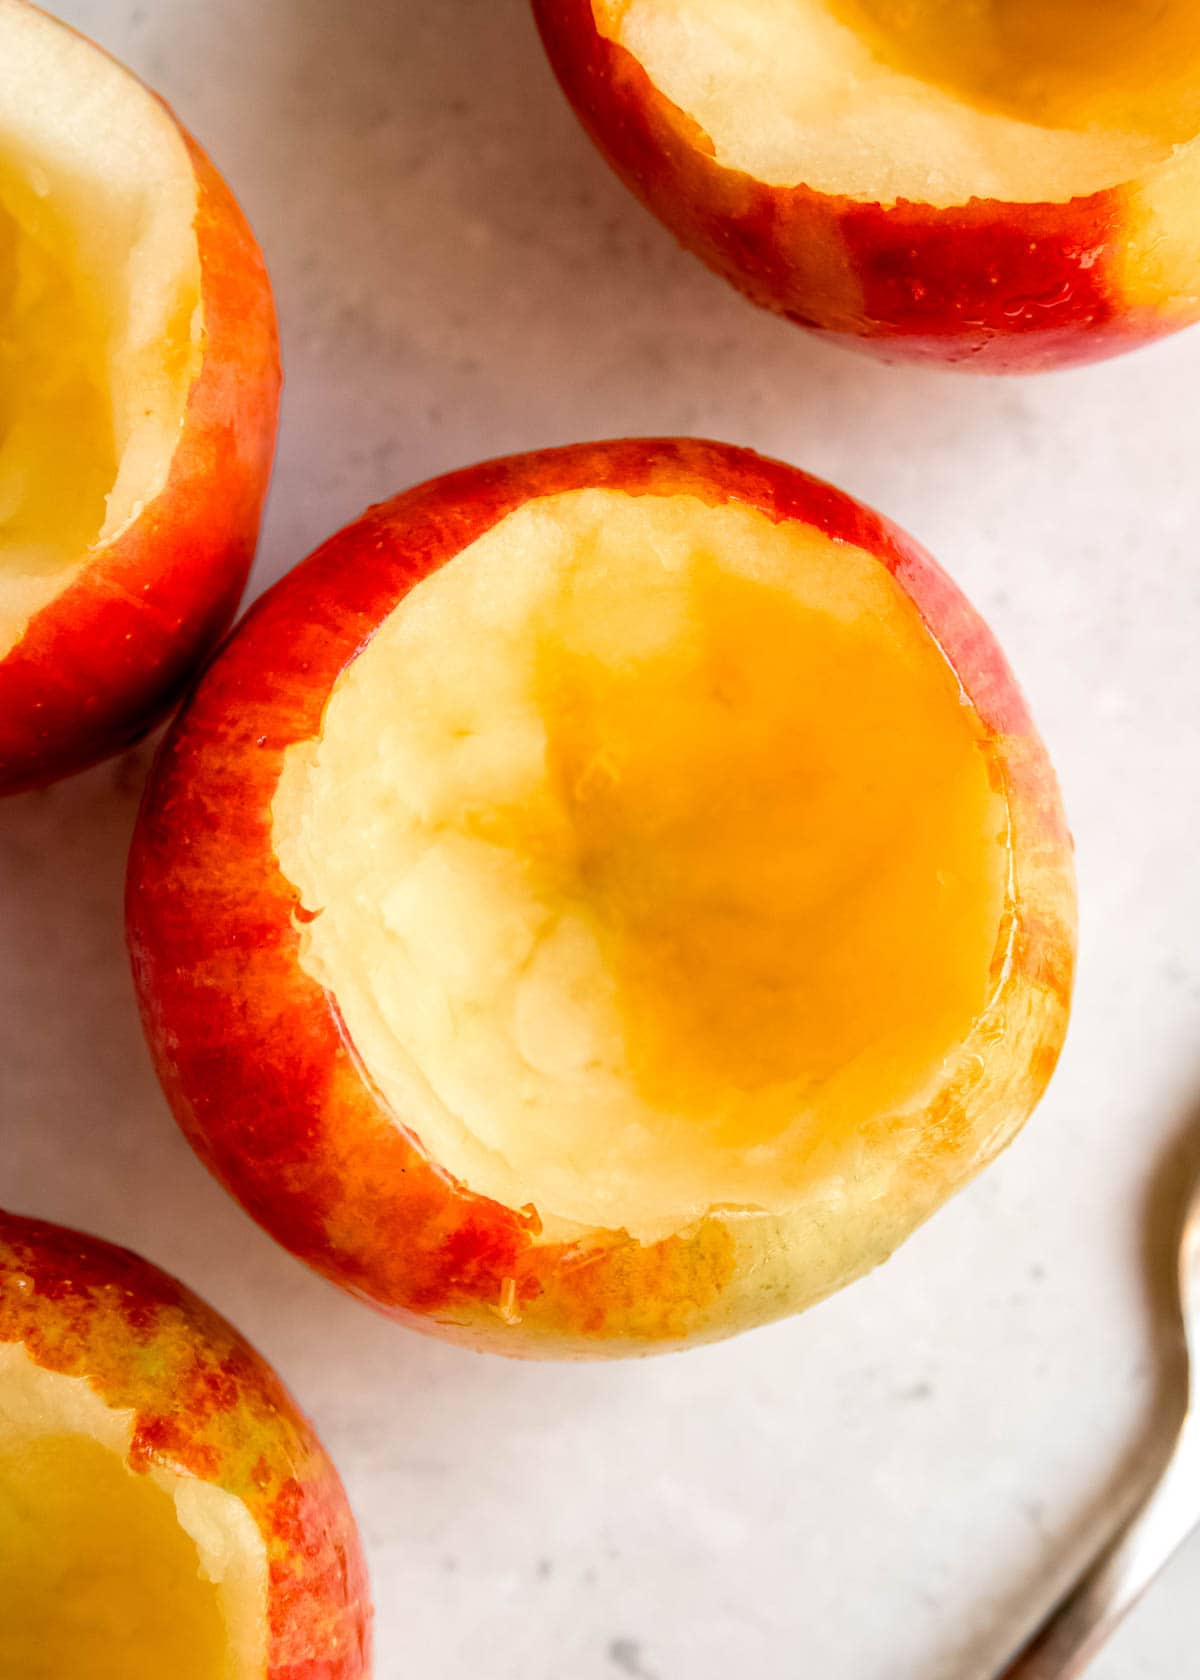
128 439 1076 1358
0 0 279 794
0 1208 370 1678
532 0 1200 370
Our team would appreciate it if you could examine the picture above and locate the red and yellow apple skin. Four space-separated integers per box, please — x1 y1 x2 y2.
127 439 1076 1359
531 0 1197 372
0 117 279 796
0 1209 371 1678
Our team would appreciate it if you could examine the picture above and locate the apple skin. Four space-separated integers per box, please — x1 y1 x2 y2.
127 439 1077 1359
0 84 280 796
531 0 1197 371
0 1209 371 1678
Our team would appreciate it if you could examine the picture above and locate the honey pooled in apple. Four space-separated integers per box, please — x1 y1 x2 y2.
0 1420 243 1679
0 1211 370 1677
273 490 1011 1240
0 165 120 636
831 0 1200 141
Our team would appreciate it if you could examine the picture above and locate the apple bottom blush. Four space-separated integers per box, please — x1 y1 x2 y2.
127 440 1077 1357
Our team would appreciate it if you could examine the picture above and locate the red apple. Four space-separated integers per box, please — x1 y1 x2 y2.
0 0 279 795
127 439 1077 1357
532 0 1200 370
0 1208 370 1677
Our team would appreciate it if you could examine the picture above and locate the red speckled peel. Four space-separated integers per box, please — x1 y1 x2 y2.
0 1209 371 1678
0 67 279 795
127 440 1076 1358
531 0 1189 370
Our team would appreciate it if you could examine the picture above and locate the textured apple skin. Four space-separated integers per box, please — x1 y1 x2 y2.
0 43 280 795
127 439 1077 1358
0 1209 371 1679
531 0 1197 371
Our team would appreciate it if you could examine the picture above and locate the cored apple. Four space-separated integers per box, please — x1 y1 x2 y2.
127 440 1077 1357
0 0 279 795
532 0 1200 370
0 1209 370 1677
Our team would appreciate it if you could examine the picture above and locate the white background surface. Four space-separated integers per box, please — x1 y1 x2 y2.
5 3 1200 1677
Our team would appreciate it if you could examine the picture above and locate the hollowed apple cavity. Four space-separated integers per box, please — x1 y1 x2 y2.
0 0 202 657
594 0 1200 205
273 490 1013 1241
0 1343 265 1680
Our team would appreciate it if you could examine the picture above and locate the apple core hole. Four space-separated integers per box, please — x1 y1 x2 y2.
272 489 1014 1241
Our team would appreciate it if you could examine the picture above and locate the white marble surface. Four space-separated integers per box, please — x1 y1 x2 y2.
6 3 1200 1676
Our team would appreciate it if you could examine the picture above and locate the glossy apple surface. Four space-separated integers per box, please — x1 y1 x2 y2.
532 0 1200 370
0 1208 370 1678
0 0 279 794
128 439 1077 1357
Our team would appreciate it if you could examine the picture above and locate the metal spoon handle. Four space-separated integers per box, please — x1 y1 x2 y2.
991 1416 1200 1680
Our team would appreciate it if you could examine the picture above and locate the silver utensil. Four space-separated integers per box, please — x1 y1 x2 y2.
990 1158 1200 1678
